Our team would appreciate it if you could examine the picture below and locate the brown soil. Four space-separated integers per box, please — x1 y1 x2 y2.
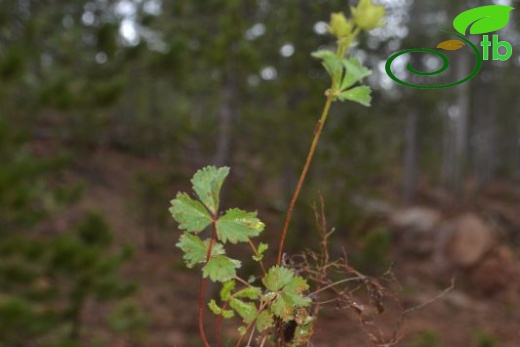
57 148 520 347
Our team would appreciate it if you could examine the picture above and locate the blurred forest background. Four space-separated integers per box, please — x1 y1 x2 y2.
1 0 520 346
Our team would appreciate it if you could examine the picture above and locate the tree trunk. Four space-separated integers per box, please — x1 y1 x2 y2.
403 107 418 202
472 64 497 188
212 79 235 167
441 51 470 198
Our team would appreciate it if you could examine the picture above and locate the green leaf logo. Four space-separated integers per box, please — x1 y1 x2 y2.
453 5 514 35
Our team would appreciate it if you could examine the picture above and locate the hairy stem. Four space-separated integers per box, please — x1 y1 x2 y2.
199 222 218 347
248 238 267 275
198 278 211 347
235 302 267 347
277 93 335 264
215 300 230 347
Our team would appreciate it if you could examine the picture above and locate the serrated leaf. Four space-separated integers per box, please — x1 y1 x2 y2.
208 299 234 318
202 255 241 282
282 276 311 311
222 309 234 319
271 290 311 322
220 280 236 301
258 242 268 254
216 208 265 244
191 166 230 214
285 276 310 300
234 286 262 300
284 289 312 308
311 50 343 88
170 193 212 233
237 326 247 336
453 5 514 35
264 269 311 321
286 276 309 292
253 242 268 262
208 299 222 315
337 85 372 106
292 319 315 346
340 56 371 90
262 291 277 302
436 39 465 51
230 298 257 324
256 310 274 332
175 234 225 268
271 294 294 321
262 266 294 292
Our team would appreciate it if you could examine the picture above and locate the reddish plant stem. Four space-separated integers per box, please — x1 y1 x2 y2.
198 278 211 347
235 301 267 347
277 94 335 264
215 300 230 347
199 221 218 347
248 238 267 275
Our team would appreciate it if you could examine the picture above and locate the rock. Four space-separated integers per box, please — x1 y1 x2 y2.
389 207 443 256
352 195 394 216
470 246 518 295
390 207 442 233
441 213 494 268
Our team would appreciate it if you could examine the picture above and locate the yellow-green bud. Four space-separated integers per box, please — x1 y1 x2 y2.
351 0 385 31
328 12 353 38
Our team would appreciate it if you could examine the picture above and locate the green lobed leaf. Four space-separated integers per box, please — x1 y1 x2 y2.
230 298 257 324
340 56 372 90
271 294 294 321
280 276 312 318
208 299 222 315
220 280 236 301
256 310 274 333
222 308 235 319
169 192 212 233
262 266 294 292
311 50 344 88
285 275 310 295
292 319 315 346
216 208 265 244
271 292 310 322
175 233 225 268
202 255 241 282
262 291 277 302
253 242 268 262
337 85 372 106
191 166 230 214
234 286 262 300
282 292 312 307
263 269 311 321
237 326 247 336
453 5 514 35
208 299 234 318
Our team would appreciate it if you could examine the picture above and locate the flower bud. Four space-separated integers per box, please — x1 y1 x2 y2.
351 0 385 31
328 12 353 38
